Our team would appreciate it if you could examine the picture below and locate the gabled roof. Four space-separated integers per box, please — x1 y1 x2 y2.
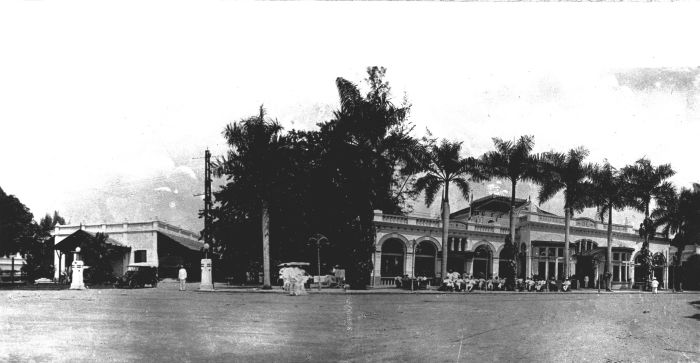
451 194 529 219
54 229 129 252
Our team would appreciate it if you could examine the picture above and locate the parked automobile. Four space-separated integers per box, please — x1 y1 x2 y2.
115 264 158 288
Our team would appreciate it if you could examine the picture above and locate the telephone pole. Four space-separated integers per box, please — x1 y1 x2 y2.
204 149 212 249
200 148 214 291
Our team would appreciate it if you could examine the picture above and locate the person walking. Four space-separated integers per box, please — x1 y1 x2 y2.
651 277 659 294
178 265 188 291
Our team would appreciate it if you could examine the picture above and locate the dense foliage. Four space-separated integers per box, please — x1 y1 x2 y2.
212 67 419 288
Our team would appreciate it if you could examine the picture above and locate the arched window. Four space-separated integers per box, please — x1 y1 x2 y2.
414 241 436 278
380 239 404 278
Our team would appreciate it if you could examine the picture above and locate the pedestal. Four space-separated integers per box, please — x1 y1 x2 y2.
70 260 85 290
199 258 213 291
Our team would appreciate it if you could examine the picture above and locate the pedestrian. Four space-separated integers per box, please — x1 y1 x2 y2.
651 277 659 294
583 275 589 289
178 265 187 291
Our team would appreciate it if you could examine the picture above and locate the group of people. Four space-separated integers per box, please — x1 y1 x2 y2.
519 276 572 292
279 266 310 296
437 270 576 292
439 271 508 292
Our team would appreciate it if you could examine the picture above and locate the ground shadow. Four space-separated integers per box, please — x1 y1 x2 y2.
686 300 700 320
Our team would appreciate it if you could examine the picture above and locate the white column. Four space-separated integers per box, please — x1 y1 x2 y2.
53 251 61 280
373 251 382 286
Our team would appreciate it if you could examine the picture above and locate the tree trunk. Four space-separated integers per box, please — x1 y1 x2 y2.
262 201 271 289
509 180 518 278
606 207 613 291
564 207 570 279
509 180 517 245
441 199 450 281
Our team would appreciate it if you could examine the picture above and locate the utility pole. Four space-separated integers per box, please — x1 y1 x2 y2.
199 149 214 291
204 149 212 249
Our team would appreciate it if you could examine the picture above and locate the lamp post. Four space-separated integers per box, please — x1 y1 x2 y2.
69 247 85 290
309 234 328 292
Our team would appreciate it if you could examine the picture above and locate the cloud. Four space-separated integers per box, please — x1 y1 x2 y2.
615 67 700 92
171 166 198 180
154 186 173 193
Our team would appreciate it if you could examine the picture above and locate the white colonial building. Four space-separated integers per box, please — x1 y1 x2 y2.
53 221 203 280
372 195 675 289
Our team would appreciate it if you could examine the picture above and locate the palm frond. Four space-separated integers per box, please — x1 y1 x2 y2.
414 174 443 207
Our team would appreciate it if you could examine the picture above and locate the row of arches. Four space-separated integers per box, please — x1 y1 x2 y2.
379 237 510 279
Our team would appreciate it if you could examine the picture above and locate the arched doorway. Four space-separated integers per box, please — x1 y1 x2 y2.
380 239 405 278
473 245 492 278
652 253 666 288
574 239 599 285
414 241 436 278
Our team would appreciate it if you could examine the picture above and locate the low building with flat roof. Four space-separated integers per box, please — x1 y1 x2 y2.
53 221 203 280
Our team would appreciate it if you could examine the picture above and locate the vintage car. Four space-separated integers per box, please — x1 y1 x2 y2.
115 264 159 288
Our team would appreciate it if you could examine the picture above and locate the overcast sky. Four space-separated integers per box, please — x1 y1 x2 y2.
1 2 699 232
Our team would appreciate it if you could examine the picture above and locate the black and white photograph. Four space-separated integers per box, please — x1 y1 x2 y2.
1 1 699 362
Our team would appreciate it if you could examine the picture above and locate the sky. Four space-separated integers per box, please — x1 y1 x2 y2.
1 1 699 233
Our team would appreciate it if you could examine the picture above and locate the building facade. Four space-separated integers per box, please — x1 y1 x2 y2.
372 195 675 289
53 221 203 280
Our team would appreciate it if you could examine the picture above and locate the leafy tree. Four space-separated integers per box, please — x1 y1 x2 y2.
414 139 485 280
590 161 629 291
213 106 290 289
481 135 538 279
0 186 35 257
317 66 420 287
211 67 419 289
79 232 121 284
622 158 675 286
23 211 66 281
537 147 593 279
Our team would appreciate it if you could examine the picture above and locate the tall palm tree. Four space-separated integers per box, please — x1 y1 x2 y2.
414 139 485 280
481 135 539 266
590 161 629 291
622 158 675 285
215 105 288 289
651 186 700 290
537 147 593 279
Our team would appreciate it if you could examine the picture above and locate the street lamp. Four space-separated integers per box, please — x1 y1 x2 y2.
203 243 210 260
309 234 328 292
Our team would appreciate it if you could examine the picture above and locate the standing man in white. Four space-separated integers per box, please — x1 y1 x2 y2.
178 265 188 291
651 277 659 294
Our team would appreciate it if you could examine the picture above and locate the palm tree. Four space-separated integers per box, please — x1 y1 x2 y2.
651 186 700 290
590 161 629 291
215 105 288 289
622 158 675 286
414 139 485 280
481 135 539 270
537 147 593 279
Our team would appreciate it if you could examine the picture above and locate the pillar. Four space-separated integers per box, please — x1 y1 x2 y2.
405 247 415 278
492 256 499 278
372 251 382 286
